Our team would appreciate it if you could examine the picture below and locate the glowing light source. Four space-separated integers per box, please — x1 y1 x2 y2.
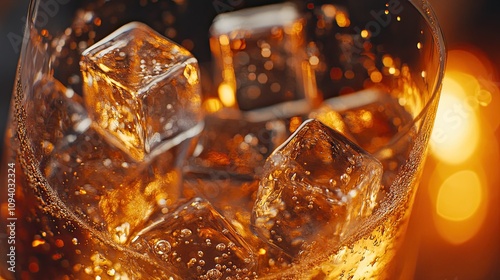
322 4 337 18
370 71 382 83
436 170 482 222
218 83 236 107
219 35 229 46
432 168 487 245
335 13 349 27
309 55 319 66
203 98 223 113
430 76 480 164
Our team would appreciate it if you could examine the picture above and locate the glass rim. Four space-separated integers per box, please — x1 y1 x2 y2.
410 0 447 124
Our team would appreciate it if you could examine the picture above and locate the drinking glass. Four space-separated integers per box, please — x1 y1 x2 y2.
1 0 445 279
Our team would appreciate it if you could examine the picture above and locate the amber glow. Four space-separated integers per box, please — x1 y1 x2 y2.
430 167 488 245
360 30 369 38
219 35 230 46
424 48 500 251
436 170 482 222
430 75 480 164
335 12 350 27
218 83 236 107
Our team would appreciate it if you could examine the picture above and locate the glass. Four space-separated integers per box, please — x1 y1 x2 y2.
0 0 445 279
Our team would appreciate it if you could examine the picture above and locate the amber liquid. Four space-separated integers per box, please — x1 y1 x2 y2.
0 81 424 280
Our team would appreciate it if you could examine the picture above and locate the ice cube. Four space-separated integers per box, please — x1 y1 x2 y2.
308 105 354 140
81 21 203 161
252 119 383 257
26 76 90 163
323 89 413 153
210 3 319 112
183 175 293 275
130 198 257 279
44 125 184 244
185 111 288 178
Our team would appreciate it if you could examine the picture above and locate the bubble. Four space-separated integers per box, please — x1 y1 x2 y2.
206 268 223 279
346 166 352 174
216 243 226 251
180 228 193 238
340 173 350 185
153 240 172 255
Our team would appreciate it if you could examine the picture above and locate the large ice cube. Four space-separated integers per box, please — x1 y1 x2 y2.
252 119 383 257
81 22 203 161
183 174 293 274
210 3 319 112
44 125 184 245
130 198 257 279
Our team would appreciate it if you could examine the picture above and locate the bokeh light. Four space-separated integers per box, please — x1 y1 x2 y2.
430 75 480 164
430 166 488 245
436 170 482 222
411 46 500 279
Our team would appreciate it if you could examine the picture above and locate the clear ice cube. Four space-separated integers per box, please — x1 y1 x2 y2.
183 175 293 274
130 198 257 279
210 3 319 112
322 89 413 153
252 119 383 257
44 124 184 244
81 21 203 161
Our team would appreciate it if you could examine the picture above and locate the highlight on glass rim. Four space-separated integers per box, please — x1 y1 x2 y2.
0 0 445 279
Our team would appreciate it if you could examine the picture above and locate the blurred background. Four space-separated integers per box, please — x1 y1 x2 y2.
0 0 499 279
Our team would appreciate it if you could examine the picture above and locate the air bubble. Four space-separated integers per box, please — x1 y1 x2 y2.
180 228 192 238
206 268 223 279
153 240 172 255
216 243 226 251
340 173 350 185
